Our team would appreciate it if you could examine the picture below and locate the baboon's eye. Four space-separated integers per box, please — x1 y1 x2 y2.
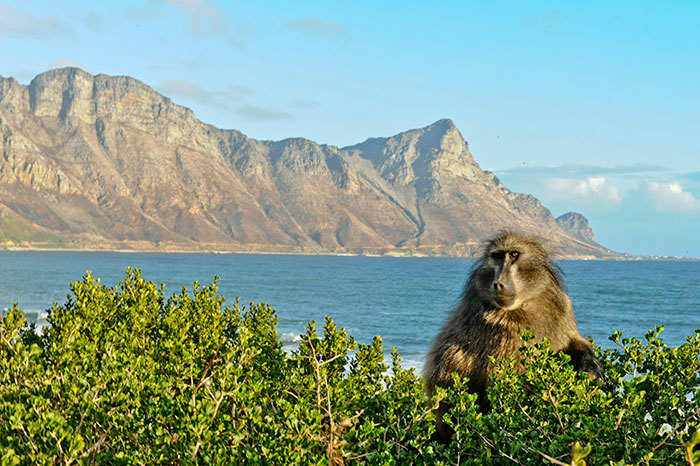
509 251 520 260
490 251 505 261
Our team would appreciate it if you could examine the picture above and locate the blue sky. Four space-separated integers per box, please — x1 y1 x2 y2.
1 1 699 256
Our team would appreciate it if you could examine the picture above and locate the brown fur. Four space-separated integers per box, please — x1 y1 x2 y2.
423 231 601 441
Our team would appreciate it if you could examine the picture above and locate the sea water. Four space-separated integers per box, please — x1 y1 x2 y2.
1 251 699 370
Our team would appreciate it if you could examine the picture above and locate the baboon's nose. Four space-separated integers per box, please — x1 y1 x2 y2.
494 282 504 291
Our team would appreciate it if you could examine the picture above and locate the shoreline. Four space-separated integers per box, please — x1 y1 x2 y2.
0 244 697 261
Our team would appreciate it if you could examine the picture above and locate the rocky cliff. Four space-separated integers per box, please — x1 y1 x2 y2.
0 68 616 257
556 212 597 245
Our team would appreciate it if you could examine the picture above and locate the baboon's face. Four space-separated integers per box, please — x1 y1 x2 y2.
483 239 548 309
486 248 520 308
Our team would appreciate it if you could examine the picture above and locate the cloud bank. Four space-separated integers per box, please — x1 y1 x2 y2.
645 180 700 213
160 80 230 109
544 175 622 207
237 104 294 121
128 0 245 49
496 163 667 177
158 79 294 122
495 163 700 218
0 4 67 38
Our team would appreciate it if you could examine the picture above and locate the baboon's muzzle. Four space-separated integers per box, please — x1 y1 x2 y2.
493 264 516 307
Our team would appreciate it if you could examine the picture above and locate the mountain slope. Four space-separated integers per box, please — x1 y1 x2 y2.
0 68 617 257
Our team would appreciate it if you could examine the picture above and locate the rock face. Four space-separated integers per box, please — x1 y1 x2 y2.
556 212 597 245
0 68 618 257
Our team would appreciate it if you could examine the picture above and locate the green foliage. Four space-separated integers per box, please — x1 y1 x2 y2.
1 269 698 464
433 329 700 465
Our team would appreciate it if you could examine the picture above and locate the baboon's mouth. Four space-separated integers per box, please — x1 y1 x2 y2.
494 293 516 307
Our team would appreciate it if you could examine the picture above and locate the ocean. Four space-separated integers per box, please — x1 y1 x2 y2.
1 251 699 371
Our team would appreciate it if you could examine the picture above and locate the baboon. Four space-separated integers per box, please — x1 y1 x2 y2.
423 231 601 441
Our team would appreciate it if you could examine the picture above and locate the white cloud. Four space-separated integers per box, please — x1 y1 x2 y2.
160 80 220 104
289 98 320 109
165 0 243 48
225 84 255 98
497 163 667 177
544 176 622 206
237 104 294 121
645 180 700 212
0 4 67 38
167 0 225 35
158 79 258 112
158 79 296 122
128 0 245 49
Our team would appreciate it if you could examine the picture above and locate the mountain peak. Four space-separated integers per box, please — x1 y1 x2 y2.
418 118 464 146
427 118 457 131
388 118 460 142
555 212 597 244
20 67 197 133
31 66 92 82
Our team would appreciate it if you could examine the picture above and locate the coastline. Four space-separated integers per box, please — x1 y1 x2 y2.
1 241 696 261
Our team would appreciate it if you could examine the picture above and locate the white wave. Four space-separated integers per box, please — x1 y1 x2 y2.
280 332 303 344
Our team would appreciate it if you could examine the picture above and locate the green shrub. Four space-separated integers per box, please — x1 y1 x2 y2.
437 329 700 465
0 269 698 465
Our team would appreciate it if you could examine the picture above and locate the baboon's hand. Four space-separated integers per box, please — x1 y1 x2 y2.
579 355 603 381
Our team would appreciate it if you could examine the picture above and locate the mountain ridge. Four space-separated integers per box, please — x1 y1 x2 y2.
0 68 620 258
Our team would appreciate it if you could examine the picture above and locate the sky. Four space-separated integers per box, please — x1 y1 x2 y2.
1 0 699 257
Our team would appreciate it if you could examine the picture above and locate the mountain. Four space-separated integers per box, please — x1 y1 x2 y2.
0 68 618 258
556 212 597 244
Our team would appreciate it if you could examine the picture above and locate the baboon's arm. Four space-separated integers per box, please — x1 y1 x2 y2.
562 338 603 379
